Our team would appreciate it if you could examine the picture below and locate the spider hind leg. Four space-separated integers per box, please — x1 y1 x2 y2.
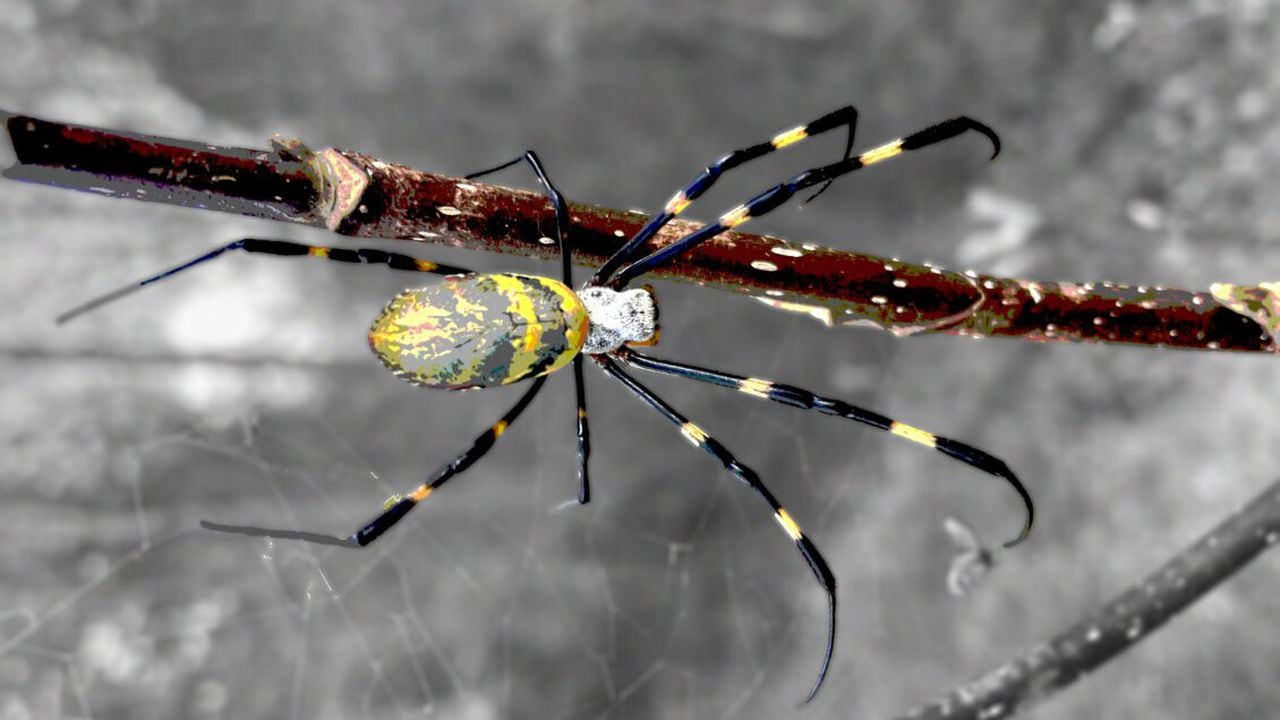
595 355 837 704
202 376 548 547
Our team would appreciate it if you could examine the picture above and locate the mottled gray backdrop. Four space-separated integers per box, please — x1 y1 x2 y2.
2 1 1278 719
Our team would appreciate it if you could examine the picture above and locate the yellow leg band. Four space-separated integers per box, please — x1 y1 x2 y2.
720 205 751 228
775 508 803 541
665 192 692 216
771 126 808 149
859 140 904 166
680 422 708 447
737 377 773 399
890 421 937 447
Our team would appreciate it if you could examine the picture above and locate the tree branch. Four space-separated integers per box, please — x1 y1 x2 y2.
891 479 1280 720
4 109 1277 353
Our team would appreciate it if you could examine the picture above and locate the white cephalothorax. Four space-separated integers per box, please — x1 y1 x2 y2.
579 286 657 354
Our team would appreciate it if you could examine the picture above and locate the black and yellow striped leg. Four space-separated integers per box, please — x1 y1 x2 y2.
594 355 836 704
203 376 548 547
606 116 1001 288
465 150 574 288
349 376 548 546
573 355 591 504
615 348 1032 548
590 105 859 286
467 151 593 504
56 237 473 324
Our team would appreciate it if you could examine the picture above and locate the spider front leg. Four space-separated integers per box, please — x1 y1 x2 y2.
591 105 859 286
465 150 573 288
607 115 1000 288
204 376 548 547
594 355 836 705
56 237 472 324
614 347 1033 547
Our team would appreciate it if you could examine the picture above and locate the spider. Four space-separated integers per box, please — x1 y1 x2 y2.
59 105 1033 703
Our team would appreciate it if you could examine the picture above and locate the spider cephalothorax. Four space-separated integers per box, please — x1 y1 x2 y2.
59 107 1025 704
578 285 658 354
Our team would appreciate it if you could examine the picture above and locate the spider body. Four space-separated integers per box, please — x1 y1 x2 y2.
367 272 661 389
368 272 589 390
62 107 1030 704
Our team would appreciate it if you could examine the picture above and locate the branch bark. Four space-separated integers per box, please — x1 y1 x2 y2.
3 109 1278 354
890 479 1280 720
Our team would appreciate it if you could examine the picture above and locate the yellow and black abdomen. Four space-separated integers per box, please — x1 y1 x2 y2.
369 273 589 390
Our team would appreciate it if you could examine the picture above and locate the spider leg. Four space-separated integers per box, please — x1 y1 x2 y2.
466 150 574 288
56 237 472 324
607 116 1000 288
594 354 836 705
615 347 1032 548
591 106 858 286
467 151 592 504
202 376 548 547
573 355 591 503
348 376 548 546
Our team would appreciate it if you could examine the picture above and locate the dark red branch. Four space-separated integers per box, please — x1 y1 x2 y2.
891 479 1280 720
4 110 1277 353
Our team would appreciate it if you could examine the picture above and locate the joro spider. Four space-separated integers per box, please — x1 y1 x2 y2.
60 105 1033 703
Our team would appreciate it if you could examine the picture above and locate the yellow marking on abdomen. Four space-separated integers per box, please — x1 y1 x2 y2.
890 421 937 447
665 191 692 216
775 508 803 541
720 205 751 228
308 246 331 258
493 420 509 437
771 126 808 149
489 274 545 381
737 377 773 399
680 422 708 447
859 140 904 166
541 276 589 354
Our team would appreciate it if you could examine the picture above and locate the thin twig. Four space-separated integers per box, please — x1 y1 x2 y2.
890 479 1280 720
3 109 1278 353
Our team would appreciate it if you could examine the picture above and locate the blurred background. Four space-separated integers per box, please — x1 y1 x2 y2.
2 1 1279 718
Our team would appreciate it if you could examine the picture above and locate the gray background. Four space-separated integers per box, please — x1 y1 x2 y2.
2 1 1279 719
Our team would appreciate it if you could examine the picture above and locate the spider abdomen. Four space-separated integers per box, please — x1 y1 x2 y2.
369 273 589 390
